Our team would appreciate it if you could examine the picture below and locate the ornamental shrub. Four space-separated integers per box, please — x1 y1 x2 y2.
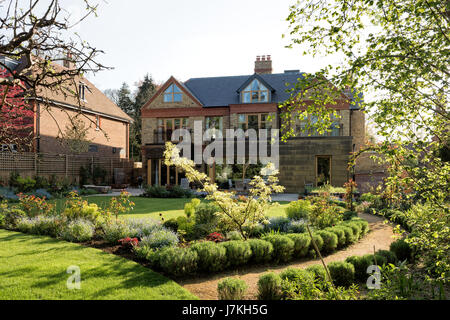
315 230 338 253
247 239 273 264
327 261 355 287
287 219 306 234
286 233 311 258
226 230 243 240
325 227 346 247
351 218 370 236
390 239 413 262
158 247 198 276
376 249 398 264
16 217 35 234
60 219 95 242
285 200 313 220
163 218 179 233
140 228 179 250
193 203 220 238
257 273 283 300
266 216 290 233
308 233 324 252
144 185 169 198
337 225 357 245
184 198 200 218
280 268 314 283
217 278 248 300
262 234 295 263
100 219 132 244
221 240 252 268
1 207 26 229
305 265 328 282
62 196 103 224
190 241 227 272
345 255 372 282
344 222 361 240
127 218 162 238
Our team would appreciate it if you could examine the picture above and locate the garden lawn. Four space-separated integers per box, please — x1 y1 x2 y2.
51 196 289 220
0 229 197 300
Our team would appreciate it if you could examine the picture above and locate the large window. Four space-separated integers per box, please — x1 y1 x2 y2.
238 113 272 130
298 113 342 137
156 118 189 142
205 116 223 131
164 84 182 102
241 79 269 103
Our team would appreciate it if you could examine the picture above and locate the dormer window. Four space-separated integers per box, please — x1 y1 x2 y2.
242 79 269 103
164 84 182 102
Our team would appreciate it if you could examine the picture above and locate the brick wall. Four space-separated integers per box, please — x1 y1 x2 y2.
38 103 129 158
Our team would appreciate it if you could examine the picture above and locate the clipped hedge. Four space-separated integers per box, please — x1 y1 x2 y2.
315 230 338 253
217 278 248 300
262 234 295 263
376 249 398 264
286 233 311 258
305 265 328 282
327 261 355 287
279 268 313 283
257 272 283 300
248 239 273 264
325 227 346 247
191 241 227 273
221 240 253 268
158 247 198 276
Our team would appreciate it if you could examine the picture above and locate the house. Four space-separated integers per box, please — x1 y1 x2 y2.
0 55 132 158
141 56 366 193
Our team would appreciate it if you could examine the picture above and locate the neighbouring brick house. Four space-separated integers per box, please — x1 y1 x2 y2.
0 55 132 158
141 55 368 193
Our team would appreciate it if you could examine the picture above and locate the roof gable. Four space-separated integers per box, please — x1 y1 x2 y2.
142 76 203 109
236 73 275 93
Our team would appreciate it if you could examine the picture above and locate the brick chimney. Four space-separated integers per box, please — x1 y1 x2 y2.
254 55 272 74
63 51 76 69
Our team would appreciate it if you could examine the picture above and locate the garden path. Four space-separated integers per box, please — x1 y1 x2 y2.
178 213 395 300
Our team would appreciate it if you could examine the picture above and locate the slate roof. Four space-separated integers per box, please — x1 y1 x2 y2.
184 72 306 107
183 71 363 110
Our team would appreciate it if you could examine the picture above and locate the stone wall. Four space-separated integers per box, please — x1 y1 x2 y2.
278 137 353 193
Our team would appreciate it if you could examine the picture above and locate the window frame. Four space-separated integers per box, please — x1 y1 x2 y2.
241 79 269 103
163 84 183 103
237 113 271 130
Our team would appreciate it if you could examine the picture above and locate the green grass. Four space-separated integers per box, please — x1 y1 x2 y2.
51 196 289 220
0 229 197 300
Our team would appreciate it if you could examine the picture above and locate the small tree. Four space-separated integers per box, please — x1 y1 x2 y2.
164 142 285 239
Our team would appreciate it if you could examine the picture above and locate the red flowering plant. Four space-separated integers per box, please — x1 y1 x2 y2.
118 237 139 248
206 232 224 243
18 193 54 217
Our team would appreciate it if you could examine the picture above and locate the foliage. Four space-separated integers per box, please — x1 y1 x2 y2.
265 216 290 233
184 198 200 218
190 241 227 273
0 203 26 229
194 203 220 238
324 226 346 247
376 250 398 265
16 216 61 237
390 239 414 263
285 200 313 220
286 219 306 234
108 191 135 220
140 228 179 250
306 265 327 282
100 219 132 244
144 185 191 198
315 230 338 253
247 239 274 264
60 219 95 242
226 230 243 241
308 196 344 229
257 273 283 300
262 234 295 263
62 191 106 224
127 218 162 238
164 142 285 239
286 233 311 258
157 246 198 277
18 193 54 217
221 240 253 268
217 278 248 300
327 261 355 287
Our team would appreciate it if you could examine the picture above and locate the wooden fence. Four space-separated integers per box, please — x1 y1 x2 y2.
0 152 135 185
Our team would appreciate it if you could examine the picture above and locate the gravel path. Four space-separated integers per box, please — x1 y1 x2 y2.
178 213 395 300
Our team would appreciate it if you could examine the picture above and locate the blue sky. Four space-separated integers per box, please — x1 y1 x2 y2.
71 0 339 92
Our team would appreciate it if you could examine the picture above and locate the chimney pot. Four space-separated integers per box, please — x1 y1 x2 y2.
254 54 273 74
